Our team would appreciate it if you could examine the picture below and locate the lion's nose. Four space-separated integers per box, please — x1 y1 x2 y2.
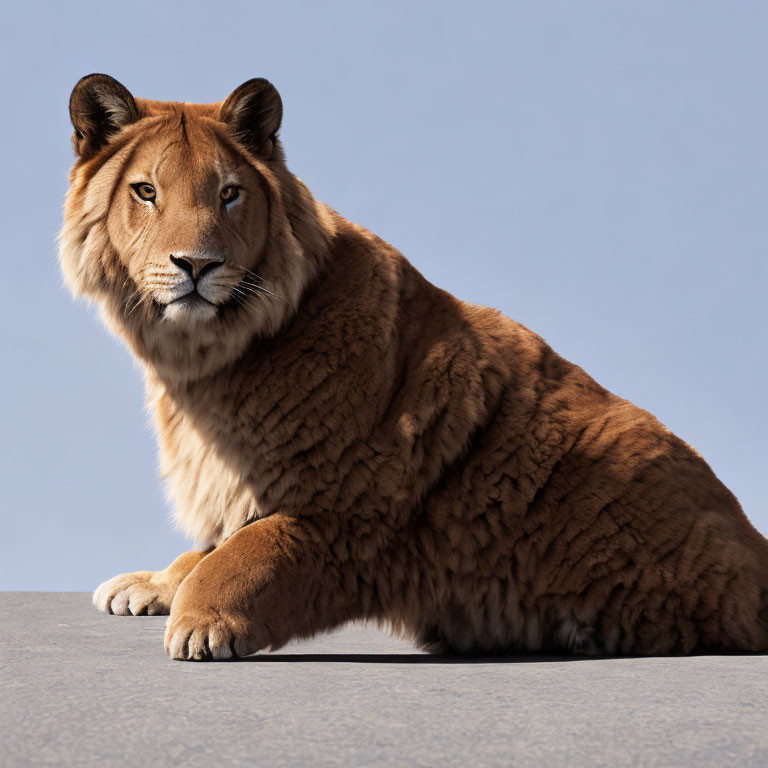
170 253 224 281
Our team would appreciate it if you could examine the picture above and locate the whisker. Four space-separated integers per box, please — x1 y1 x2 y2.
235 267 287 303
238 267 265 282
125 292 146 318
241 281 285 303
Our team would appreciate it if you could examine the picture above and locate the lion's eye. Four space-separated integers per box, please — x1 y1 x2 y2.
131 182 156 202
221 185 240 204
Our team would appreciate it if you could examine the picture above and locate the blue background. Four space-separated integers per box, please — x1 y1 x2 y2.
2 1 766 589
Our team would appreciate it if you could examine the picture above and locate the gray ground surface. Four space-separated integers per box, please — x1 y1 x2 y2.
2 593 767 767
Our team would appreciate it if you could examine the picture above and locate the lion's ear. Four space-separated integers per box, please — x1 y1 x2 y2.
69 74 139 159
220 78 283 160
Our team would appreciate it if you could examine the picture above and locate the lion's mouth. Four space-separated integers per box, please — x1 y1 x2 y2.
153 285 250 323
161 291 220 323
168 291 217 309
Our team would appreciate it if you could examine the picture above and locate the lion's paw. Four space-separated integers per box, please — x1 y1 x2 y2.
93 572 173 616
164 608 258 661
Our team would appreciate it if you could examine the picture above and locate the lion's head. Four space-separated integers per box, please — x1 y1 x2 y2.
59 74 332 380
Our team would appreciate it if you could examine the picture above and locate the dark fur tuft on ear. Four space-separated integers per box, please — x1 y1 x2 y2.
69 74 139 159
220 78 283 160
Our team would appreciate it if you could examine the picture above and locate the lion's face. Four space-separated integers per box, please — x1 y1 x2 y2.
105 121 270 325
60 75 320 379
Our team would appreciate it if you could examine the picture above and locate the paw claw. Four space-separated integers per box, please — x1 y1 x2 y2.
93 572 172 616
165 615 239 661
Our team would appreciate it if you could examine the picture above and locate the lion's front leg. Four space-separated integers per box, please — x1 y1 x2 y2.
93 550 209 616
164 514 349 661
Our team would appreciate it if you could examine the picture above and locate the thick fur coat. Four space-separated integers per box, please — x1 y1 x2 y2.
60 75 768 660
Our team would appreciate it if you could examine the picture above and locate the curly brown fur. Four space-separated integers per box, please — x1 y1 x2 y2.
60 74 768 660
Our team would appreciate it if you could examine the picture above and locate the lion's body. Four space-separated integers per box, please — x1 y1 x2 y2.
62 76 768 659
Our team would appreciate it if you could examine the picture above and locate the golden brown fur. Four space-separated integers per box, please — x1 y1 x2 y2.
61 75 768 660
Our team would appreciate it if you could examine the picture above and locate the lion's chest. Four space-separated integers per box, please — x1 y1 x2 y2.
153 400 262 547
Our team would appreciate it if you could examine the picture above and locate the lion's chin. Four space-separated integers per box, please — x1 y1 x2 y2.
162 293 219 324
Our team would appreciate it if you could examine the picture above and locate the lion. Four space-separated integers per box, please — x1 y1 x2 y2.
59 74 768 660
